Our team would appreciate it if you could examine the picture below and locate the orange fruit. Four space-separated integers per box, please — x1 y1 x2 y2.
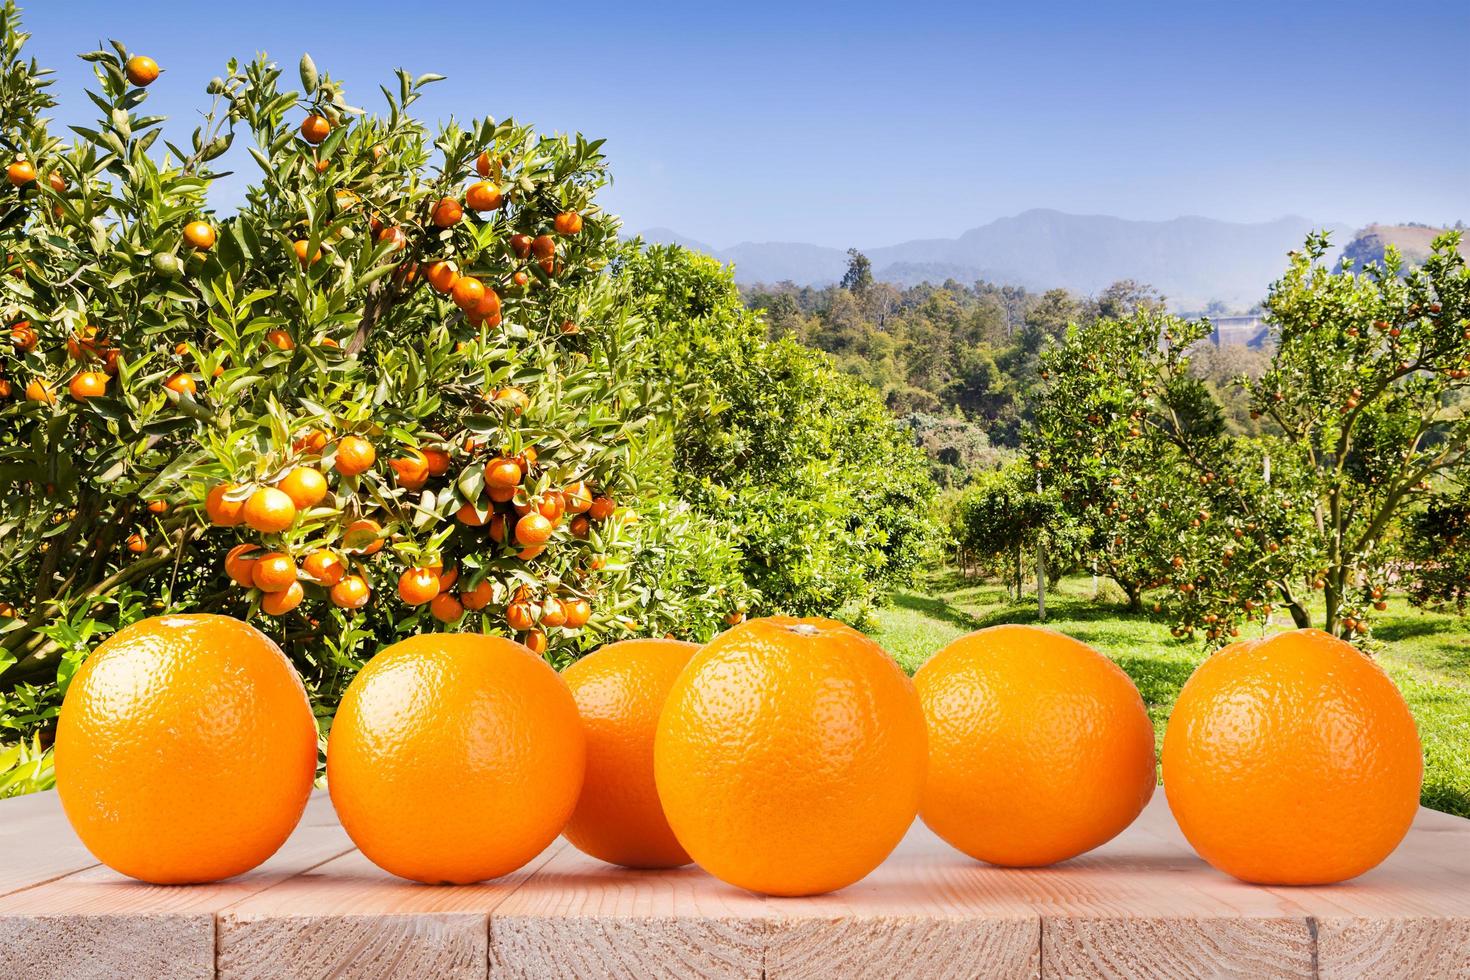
224 544 262 587
11 321 38 350
292 240 323 266
531 234 555 259
424 260 458 294
522 628 548 656
563 638 698 868
183 221 215 250
655 617 925 895
569 514 590 539
493 387 529 414
450 275 485 311
342 518 386 555
474 150 494 177
515 512 553 546
553 211 583 235
540 596 568 628
7 160 36 186
251 552 298 593
54 615 316 883
563 597 592 628
434 566 459 593
588 496 615 521
915 625 1155 868
275 467 328 509
66 324 103 359
260 581 304 616
207 483 247 527
300 114 331 145
242 487 297 534
506 601 535 632
397 567 440 606
1162 630 1422 885
431 196 463 228
25 378 56 404
124 55 159 87
126 532 148 554
389 448 430 488
484 456 522 489
265 329 295 351
376 226 407 252
327 634 585 883
564 482 593 514
164 372 197 395
459 579 493 611
330 575 370 609
465 181 503 212
334 436 376 476
68 371 108 400
469 287 501 322
509 233 532 258
301 549 344 586
423 448 451 476
429 592 463 623
488 485 517 504
454 502 485 526
294 428 329 454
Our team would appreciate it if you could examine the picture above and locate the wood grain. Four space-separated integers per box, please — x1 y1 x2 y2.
0 792 351 980
218 842 567 980
0 790 101 898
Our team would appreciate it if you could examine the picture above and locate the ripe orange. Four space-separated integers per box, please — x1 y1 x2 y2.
376 226 407 252
292 240 323 266
242 487 297 534
450 275 485 310
275 467 328 509
563 638 698 868
588 496 615 521
265 329 295 351
343 518 386 555
655 617 926 895
224 544 261 587
506 600 535 632
488 485 517 504
424 260 458 294
68 371 108 400
522 628 548 656
389 448 430 488
423 448 451 476
493 387 529 414
126 532 148 554
183 221 216 250
429 592 463 623
7 159 36 186
455 502 486 526
334 436 376 476
916 625 1154 868
460 578 493 611
330 575 370 609
564 481 593 513
261 581 304 616
54 615 316 883
327 634 585 883
474 150 494 177
540 596 568 628
207 483 247 527
251 552 297 593
300 114 331 145
66 324 103 359
124 55 160 87
164 372 197 396
509 233 532 258
25 378 55 404
531 234 556 259
465 181 503 211
553 211 583 235
470 288 501 322
47 170 67 192
1163 630 1422 884
294 428 329 454
11 321 37 350
484 456 522 489
397 567 440 606
301 549 345 586
515 513 554 546
431 196 463 228
564 597 592 628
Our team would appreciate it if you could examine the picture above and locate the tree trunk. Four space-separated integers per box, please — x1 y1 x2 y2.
1121 579 1143 612
1035 539 1047 621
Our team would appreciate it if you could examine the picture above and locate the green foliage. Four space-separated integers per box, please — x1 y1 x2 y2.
1403 479 1470 613
617 244 940 617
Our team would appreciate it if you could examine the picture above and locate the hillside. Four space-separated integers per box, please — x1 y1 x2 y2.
1339 223 1468 269
640 210 1351 311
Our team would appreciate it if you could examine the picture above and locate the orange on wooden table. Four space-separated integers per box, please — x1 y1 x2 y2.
53 615 317 883
915 624 1156 868
562 638 699 869
1163 629 1422 885
654 616 925 896
327 633 585 884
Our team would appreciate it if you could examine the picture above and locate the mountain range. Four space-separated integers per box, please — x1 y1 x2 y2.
637 209 1360 311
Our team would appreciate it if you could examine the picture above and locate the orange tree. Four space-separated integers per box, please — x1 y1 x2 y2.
1031 234 1470 643
0 5 738 736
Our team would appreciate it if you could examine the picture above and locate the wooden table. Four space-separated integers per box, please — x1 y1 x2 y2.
1 790 1466 979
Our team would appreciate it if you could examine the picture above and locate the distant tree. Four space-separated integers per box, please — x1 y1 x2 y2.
1402 480 1470 613
1096 279 1165 319
840 248 874 295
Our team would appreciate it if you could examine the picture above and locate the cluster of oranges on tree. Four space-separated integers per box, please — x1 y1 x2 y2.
1 10 687 690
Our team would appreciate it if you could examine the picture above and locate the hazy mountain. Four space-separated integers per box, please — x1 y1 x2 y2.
637 209 1354 310
1339 223 1468 269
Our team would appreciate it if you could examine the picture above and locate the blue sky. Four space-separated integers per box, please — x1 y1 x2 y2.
18 1 1469 249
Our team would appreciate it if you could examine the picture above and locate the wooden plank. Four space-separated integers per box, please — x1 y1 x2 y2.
0 792 352 980
1033 798 1317 979
0 790 101 898
488 843 770 980
217 841 568 980
763 824 1039 980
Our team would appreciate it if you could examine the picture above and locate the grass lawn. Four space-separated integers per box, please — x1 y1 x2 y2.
871 570 1470 818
